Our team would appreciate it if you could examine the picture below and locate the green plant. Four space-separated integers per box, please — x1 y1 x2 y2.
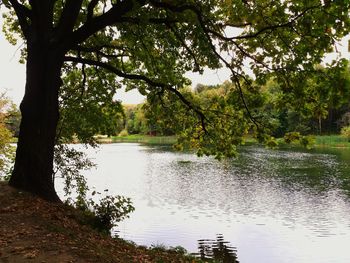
284 132 301 144
54 145 134 233
54 144 96 209
300 135 315 149
341 126 350 142
118 129 129 137
266 137 278 149
91 193 135 233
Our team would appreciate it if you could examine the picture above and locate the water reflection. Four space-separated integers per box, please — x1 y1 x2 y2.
59 144 350 263
194 234 239 263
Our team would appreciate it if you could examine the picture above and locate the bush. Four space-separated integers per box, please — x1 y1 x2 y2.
91 193 135 233
300 135 315 149
118 129 129 137
341 126 350 142
284 132 301 144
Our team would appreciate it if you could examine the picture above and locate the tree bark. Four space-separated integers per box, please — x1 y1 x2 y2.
8 43 64 202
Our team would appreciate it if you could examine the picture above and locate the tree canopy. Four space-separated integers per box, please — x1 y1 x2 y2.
0 0 349 200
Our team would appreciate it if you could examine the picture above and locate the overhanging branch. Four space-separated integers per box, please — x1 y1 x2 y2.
66 0 135 50
63 55 208 133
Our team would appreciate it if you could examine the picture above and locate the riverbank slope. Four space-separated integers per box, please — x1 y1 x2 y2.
0 181 196 263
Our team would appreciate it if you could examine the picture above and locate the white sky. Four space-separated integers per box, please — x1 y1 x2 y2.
0 13 232 106
0 30 230 106
0 14 349 106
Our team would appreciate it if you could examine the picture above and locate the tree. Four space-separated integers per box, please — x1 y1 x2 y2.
124 104 148 135
262 60 350 135
0 0 349 201
0 93 16 178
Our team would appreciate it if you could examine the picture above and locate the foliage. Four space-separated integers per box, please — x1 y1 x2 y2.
124 65 350 150
0 93 16 179
2 0 350 160
54 144 134 233
3 102 21 137
52 44 133 225
0 124 14 179
57 67 125 145
283 132 315 149
90 192 135 233
284 132 302 144
300 135 315 149
54 144 95 207
124 104 148 135
1 0 350 203
76 192 135 234
260 60 350 136
143 83 260 159
118 129 129 137
338 112 350 128
341 126 350 142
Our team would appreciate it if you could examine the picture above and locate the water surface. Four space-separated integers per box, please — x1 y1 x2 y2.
59 143 350 263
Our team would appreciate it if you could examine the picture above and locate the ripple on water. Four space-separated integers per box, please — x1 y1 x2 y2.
58 144 350 263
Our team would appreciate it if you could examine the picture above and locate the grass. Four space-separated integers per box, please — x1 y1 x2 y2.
97 133 350 149
242 134 350 149
108 134 177 145
314 135 350 148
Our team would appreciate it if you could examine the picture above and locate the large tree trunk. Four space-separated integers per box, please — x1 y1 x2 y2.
8 43 64 202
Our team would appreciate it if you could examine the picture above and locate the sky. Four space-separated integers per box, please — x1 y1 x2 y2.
0 30 231 106
0 15 231 106
0 15 349 106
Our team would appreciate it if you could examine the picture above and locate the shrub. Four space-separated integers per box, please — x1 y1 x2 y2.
118 129 129 137
300 135 315 149
284 132 301 144
91 194 135 233
341 126 350 142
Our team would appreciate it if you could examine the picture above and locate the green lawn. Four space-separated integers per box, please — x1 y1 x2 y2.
314 135 350 148
98 134 350 148
109 135 177 145
243 134 350 149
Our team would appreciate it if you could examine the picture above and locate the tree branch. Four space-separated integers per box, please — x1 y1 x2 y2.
63 55 208 133
55 0 83 42
148 0 201 15
74 44 129 53
8 0 32 37
184 6 261 129
167 23 202 72
65 0 136 50
86 0 100 23
209 5 321 41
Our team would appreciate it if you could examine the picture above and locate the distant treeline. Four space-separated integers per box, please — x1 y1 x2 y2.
122 61 350 137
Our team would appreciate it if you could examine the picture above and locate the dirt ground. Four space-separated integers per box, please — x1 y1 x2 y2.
0 181 197 263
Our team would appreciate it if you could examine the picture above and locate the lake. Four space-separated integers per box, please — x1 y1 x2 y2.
57 143 350 262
